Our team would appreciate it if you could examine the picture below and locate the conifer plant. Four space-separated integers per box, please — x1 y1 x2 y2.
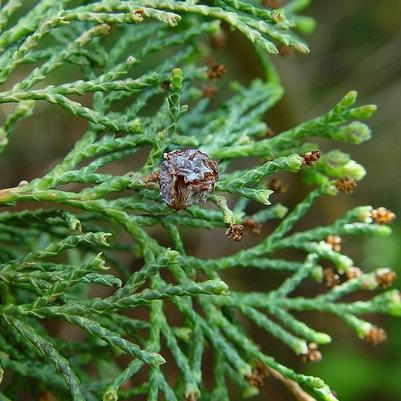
0 1 398 400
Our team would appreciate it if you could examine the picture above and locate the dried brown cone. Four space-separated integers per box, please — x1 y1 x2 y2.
323 267 340 288
207 63 226 80
268 178 288 194
301 343 322 363
242 218 262 235
159 149 218 210
345 266 362 280
335 177 357 193
364 326 387 345
375 268 397 288
301 150 320 166
225 224 244 242
325 235 342 252
201 84 217 98
370 207 396 225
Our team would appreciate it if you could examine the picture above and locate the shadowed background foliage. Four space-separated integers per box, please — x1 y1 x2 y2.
231 1 401 400
0 1 400 400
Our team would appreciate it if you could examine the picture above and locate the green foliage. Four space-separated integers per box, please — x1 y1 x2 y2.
0 1 398 401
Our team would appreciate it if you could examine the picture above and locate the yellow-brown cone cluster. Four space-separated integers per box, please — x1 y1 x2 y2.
364 326 387 345
302 343 322 363
302 150 320 166
335 177 357 193
245 361 270 388
323 267 340 288
325 235 342 252
371 207 396 225
375 268 397 288
225 224 244 242
345 266 362 280
207 63 226 80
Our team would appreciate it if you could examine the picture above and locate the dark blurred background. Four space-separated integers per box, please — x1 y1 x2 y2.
244 1 401 400
0 1 400 400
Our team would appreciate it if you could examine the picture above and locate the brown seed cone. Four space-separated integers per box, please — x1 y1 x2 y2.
159 149 218 210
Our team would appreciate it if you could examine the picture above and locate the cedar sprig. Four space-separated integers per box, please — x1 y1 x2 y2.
0 2 398 401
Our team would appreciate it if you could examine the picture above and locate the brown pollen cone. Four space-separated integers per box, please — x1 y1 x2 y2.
335 177 357 193
345 266 362 280
302 150 320 166
302 343 322 363
207 63 226 80
323 267 340 288
225 224 244 242
325 235 342 252
375 268 396 288
364 327 387 345
245 361 269 388
371 207 396 225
